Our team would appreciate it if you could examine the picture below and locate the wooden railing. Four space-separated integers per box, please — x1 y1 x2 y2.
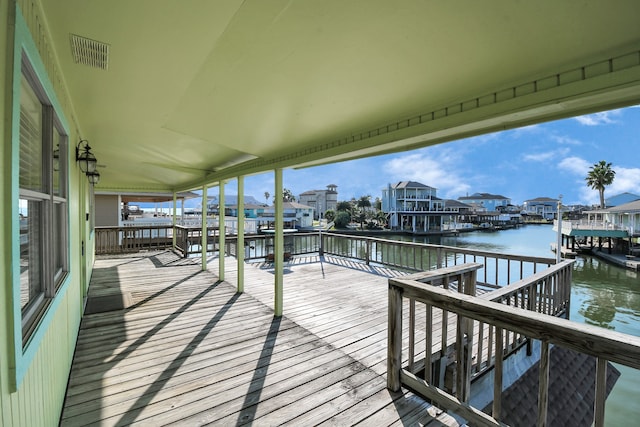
95 225 222 257
225 232 321 260
95 225 323 258
173 225 223 257
95 228 556 286
95 225 174 254
387 263 640 426
322 232 554 288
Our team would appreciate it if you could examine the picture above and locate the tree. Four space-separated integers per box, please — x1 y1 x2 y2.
324 210 336 222
334 211 351 229
282 188 296 202
374 210 388 228
356 195 371 210
353 210 367 230
264 191 270 205
373 197 382 211
355 196 371 229
585 160 615 208
336 201 352 212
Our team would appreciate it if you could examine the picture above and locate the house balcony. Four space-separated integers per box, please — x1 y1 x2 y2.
555 220 630 238
63 232 640 426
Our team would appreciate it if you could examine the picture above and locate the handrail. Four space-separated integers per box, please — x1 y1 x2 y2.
387 263 640 426
322 232 555 288
95 225 174 254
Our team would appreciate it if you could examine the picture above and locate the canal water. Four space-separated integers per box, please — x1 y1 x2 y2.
404 224 639 425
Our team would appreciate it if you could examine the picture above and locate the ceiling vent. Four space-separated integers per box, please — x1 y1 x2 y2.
70 34 110 70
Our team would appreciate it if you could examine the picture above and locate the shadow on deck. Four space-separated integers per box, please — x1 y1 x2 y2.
61 250 457 426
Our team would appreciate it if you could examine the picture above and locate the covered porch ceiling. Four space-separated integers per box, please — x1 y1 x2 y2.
39 0 640 192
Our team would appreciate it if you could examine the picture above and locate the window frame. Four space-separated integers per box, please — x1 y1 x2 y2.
10 8 72 389
19 55 70 344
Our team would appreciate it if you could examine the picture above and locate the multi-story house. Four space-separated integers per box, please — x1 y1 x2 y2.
259 201 315 229
523 197 560 220
381 181 445 233
298 184 338 219
457 193 511 212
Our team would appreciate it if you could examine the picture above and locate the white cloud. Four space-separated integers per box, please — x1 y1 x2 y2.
523 148 570 162
523 151 555 162
551 135 582 145
608 166 640 196
383 152 471 199
558 156 591 176
573 110 620 126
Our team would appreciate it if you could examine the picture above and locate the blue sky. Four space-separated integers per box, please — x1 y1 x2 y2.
193 105 640 208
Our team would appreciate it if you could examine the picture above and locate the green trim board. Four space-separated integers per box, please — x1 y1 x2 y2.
10 6 73 389
565 229 629 239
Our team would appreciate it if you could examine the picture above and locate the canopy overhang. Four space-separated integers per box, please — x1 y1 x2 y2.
36 0 640 192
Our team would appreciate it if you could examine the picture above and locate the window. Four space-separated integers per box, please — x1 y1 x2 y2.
19 57 69 345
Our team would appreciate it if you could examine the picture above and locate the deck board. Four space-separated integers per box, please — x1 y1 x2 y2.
61 251 464 426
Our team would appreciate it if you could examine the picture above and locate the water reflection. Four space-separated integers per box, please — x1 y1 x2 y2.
571 257 640 334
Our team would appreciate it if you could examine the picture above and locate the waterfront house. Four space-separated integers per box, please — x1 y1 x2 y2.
523 197 560 220
600 200 640 238
567 199 640 253
207 195 266 218
605 192 640 208
298 184 338 220
258 202 315 229
458 192 511 212
3 1 640 425
381 181 445 233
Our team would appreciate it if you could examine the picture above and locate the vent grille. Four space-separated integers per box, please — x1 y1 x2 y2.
70 34 110 70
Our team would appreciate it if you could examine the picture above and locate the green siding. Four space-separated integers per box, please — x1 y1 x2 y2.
1 3 87 426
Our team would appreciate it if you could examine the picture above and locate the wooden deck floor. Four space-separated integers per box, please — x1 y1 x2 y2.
61 251 461 426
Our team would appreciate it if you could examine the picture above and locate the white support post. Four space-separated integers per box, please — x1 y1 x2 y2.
237 176 245 293
218 181 225 281
274 168 284 316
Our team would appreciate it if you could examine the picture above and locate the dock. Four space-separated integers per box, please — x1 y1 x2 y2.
591 249 640 272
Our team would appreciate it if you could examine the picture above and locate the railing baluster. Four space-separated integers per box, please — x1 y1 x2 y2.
425 304 433 383
476 320 484 374
409 299 415 372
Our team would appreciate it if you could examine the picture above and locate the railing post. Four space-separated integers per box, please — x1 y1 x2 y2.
436 247 443 268
456 270 476 403
594 357 607 427
493 326 504 420
366 239 370 265
387 283 403 392
537 340 550 427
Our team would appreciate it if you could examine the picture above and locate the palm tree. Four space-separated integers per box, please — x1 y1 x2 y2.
585 160 615 208
356 196 371 229
356 195 371 211
336 201 352 212
264 191 270 205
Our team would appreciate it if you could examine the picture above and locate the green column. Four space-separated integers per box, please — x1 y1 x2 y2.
218 181 225 281
237 176 245 293
274 169 283 316
201 183 207 271
172 192 177 249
